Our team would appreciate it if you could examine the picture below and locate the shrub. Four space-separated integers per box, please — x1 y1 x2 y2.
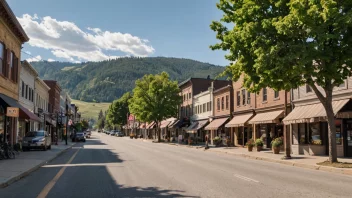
255 139 264 147
271 137 283 148
246 139 255 147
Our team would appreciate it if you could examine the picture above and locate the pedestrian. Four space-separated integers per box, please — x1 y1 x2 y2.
205 134 209 150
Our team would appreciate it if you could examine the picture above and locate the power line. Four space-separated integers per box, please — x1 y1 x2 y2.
21 50 64 68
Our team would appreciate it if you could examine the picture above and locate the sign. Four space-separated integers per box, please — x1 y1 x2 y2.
68 119 73 126
128 114 135 121
6 107 19 117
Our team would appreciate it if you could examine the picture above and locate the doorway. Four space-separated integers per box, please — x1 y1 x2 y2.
344 120 352 157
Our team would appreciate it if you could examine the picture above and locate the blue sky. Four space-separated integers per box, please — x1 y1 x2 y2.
8 0 229 66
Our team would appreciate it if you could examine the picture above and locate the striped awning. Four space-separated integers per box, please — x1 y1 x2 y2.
204 118 228 130
160 121 171 128
248 110 284 124
146 121 156 129
225 113 253 128
186 120 209 133
283 99 350 124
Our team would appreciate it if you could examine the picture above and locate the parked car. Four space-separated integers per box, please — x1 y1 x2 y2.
110 131 117 136
72 132 86 142
116 132 125 137
22 131 51 151
98 130 102 133
86 130 92 138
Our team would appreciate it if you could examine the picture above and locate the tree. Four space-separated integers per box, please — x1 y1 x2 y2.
128 72 182 142
98 109 104 120
106 92 132 130
81 120 89 130
211 0 352 163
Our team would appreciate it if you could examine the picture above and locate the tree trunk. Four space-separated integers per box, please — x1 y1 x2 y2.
156 121 161 143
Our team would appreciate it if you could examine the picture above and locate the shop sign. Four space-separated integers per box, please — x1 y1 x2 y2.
6 107 19 117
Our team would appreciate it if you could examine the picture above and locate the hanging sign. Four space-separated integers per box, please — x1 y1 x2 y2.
6 107 19 117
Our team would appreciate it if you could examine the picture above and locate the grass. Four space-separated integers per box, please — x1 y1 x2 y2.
71 99 111 119
317 161 352 168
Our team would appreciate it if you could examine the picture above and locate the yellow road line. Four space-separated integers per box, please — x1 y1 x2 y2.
37 148 80 198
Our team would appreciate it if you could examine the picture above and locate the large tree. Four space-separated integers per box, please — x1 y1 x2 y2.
106 92 132 130
211 0 352 162
129 72 182 142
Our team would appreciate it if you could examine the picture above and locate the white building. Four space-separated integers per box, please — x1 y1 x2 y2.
18 61 40 139
35 77 50 130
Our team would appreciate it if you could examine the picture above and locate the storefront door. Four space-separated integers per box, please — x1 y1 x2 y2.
345 120 352 157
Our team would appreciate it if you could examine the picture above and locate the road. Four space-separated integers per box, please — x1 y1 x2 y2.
1 132 352 198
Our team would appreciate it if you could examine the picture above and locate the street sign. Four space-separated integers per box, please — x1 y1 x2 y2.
6 107 19 117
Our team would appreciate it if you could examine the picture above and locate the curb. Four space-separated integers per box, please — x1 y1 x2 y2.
165 142 352 176
0 143 75 188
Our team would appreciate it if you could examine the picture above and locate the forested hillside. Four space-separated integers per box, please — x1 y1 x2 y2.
31 57 225 102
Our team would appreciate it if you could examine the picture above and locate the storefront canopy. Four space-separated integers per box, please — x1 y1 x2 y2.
225 113 253 128
204 118 228 130
146 121 156 129
0 93 41 122
248 110 284 124
160 121 171 129
139 123 146 129
186 120 208 133
283 99 349 125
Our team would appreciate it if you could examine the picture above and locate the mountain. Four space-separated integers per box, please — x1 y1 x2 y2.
30 57 225 102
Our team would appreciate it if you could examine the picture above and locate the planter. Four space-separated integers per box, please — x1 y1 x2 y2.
256 146 262 152
273 146 280 154
248 146 253 152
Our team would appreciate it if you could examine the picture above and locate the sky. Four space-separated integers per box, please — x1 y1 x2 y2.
7 0 229 66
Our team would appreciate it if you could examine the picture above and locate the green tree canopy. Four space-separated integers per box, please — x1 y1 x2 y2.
106 92 132 129
129 72 182 142
211 0 352 162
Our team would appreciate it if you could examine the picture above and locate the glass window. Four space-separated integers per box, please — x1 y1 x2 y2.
336 120 342 145
237 91 240 106
306 84 312 93
188 93 191 99
247 92 251 104
226 95 229 109
217 98 220 111
274 91 279 98
263 88 267 102
0 42 4 75
203 103 206 112
221 97 224 110
21 81 25 97
242 90 246 105
309 123 322 145
9 51 13 79
29 88 31 101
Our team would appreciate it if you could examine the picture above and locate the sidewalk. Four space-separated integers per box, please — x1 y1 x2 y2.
0 141 75 188
166 143 352 175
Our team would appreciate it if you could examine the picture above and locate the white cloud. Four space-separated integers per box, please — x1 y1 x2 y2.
17 14 155 62
47 58 55 62
24 50 31 55
26 55 42 62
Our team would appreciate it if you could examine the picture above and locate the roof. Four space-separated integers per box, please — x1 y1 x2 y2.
213 85 232 94
178 77 213 88
21 60 39 77
44 80 62 92
36 77 51 91
0 0 29 42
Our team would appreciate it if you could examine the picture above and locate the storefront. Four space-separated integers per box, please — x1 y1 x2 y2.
225 113 254 146
205 117 230 145
284 99 352 157
186 119 209 142
160 120 171 139
146 122 156 139
249 110 284 149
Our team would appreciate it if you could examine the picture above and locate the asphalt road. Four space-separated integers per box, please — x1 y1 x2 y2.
1 132 352 198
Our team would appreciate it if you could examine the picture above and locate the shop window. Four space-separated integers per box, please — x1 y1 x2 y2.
336 120 342 145
221 97 224 110
298 123 307 144
188 93 191 99
274 91 279 98
242 90 246 105
237 91 240 106
247 91 251 105
306 84 312 93
309 123 322 145
217 98 220 111
0 42 4 76
226 95 229 110
262 88 267 102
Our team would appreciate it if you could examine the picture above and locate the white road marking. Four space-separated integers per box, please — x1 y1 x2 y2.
233 174 259 183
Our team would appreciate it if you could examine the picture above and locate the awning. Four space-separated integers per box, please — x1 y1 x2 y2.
186 120 209 133
160 121 171 129
0 93 41 122
248 110 284 124
225 113 253 128
168 120 180 128
45 116 57 127
146 121 156 129
204 118 228 130
139 123 146 129
283 99 350 124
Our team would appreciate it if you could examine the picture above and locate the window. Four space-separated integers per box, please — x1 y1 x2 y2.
242 90 246 105
274 90 279 98
0 42 4 75
221 97 224 110
8 51 13 80
237 91 240 106
262 88 267 102
306 84 312 93
29 88 31 101
25 85 28 99
32 89 34 102
247 92 251 105
188 93 191 99
203 103 206 113
183 94 186 101
21 81 25 97
207 102 210 112
226 95 229 110
209 102 212 111
217 98 220 111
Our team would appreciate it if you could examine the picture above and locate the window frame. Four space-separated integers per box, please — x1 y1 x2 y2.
0 42 4 76
21 81 25 97
247 92 251 105
274 90 279 99
263 88 267 102
217 98 220 111
236 91 240 106
25 85 28 99
226 95 229 110
242 89 246 105
221 97 224 110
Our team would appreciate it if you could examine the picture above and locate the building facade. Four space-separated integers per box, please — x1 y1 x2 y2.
35 77 50 131
0 0 29 144
283 79 352 157
44 80 61 139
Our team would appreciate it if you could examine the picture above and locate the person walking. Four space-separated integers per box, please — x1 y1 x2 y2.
205 134 209 150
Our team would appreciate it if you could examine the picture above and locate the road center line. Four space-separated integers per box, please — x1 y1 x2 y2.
37 148 80 198
233 174 259 183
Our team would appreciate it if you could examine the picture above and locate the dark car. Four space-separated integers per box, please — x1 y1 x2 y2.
116 132 125 137
72 133 86 142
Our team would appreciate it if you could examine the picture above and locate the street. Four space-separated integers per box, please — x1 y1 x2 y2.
1 132 352 198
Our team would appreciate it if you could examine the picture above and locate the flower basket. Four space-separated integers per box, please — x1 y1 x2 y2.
273 147 280 154
255 139 264 152
271 137 283 154
246 139 255 152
